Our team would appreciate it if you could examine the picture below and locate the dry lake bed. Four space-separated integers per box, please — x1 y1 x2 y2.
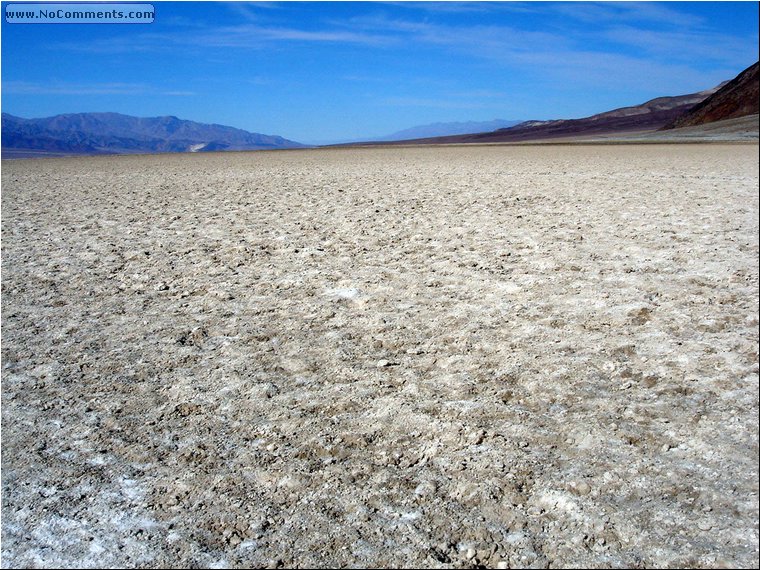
2 144 758 568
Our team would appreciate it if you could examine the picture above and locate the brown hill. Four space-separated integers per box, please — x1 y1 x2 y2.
663 62 759 130
351 86 722 146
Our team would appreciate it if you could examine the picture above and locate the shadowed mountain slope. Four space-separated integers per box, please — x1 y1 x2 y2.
363 86 724 145
663 62 759 130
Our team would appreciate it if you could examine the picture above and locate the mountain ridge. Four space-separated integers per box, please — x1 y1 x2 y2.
1 112 306 157
341 66 758 147
372 119 523 141
362 84 729 146
663 62 759 129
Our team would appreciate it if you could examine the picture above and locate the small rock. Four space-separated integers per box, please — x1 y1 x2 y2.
469 430 486 445
415 481 437 497
377 359 391 368
173 402 202 417
496 561 509 569
465 548 477 560
575 481 591 496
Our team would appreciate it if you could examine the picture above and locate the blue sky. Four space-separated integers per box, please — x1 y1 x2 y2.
2 1 758 143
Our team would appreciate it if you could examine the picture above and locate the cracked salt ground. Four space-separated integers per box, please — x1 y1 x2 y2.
2 144 758 568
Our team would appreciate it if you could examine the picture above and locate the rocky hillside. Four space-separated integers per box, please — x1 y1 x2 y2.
663 62 759 130
355 86 723 145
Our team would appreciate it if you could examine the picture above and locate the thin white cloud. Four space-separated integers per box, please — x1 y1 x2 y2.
548 2 706 28
378 2 501 14
54 33 177 53
378 96 490 110
45 3 756 100
341 15 570 53
54 22 395 53
52 2 750 70
333 12 754 96
501 49 731 97
224 2 285 23
602 25 759 65
3 81 195 96
452 89 509 99
247 76 276 86
201 24 394 47
343 74 392 83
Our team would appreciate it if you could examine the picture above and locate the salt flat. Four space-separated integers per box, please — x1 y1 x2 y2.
2 144 758 568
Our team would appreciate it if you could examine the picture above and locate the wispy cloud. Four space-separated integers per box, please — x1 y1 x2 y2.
196 24 394 47
52 1 752 73
46 3 756 98
330 11 753 94
378 96 491 110
339 15 570 54
602 25 759 64
239 2 285 10
247 76 277 86
3 81 195 96
378 1 502 14
452 89 509 99
54 32 177 53
160 90 196 97
547 2 706 27
54 22 395 53
343 74 392 83
224 1 285 23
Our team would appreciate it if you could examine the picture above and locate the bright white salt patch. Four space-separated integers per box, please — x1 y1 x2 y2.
499 282 522 294
444 400 483 412
537 491 581 515
325 287 362 300
400 511 421 521
119 478 142 501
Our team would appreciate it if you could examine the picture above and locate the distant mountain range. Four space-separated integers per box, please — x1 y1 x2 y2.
4 62 758 157
372 119 523 141
350 61 758 145
1 112 306 158
368 86 725 145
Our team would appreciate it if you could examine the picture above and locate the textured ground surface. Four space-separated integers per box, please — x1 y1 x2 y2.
2 145 758 569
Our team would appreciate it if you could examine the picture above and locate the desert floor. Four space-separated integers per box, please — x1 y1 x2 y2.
2 144 758 569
